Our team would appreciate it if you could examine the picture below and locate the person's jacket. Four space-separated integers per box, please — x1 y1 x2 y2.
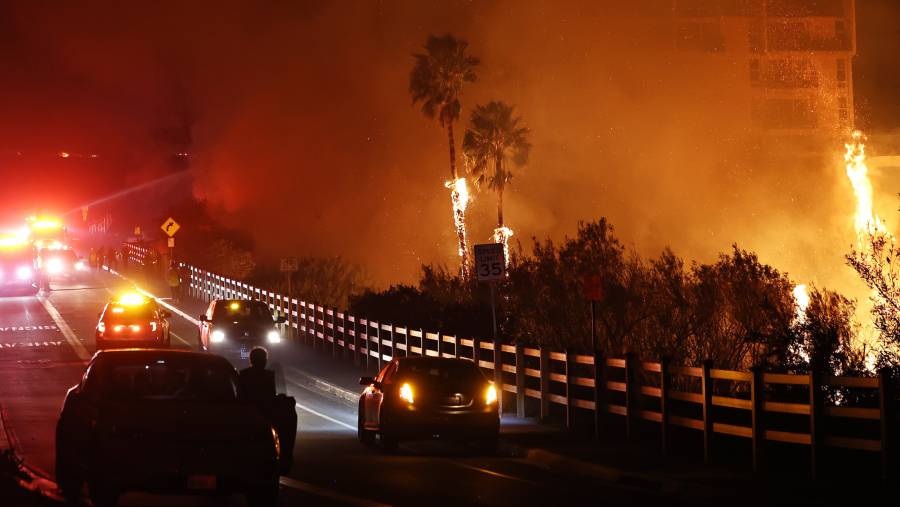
237 366 276 413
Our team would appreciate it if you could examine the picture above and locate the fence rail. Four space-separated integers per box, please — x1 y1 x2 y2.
123 242 895 479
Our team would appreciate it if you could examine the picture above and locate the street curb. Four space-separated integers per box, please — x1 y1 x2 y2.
287 367 359 408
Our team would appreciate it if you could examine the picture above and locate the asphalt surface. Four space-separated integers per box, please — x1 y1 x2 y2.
0 269 660 506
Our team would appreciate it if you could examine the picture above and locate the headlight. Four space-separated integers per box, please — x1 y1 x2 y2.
399 383 414 404
16 266 32 280
75 261 87 271
47 258 63 274
210 330 225 343
267 330 281 343
485 384 498 405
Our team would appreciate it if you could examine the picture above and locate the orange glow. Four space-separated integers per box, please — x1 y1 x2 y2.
493 226 514 268
113 325 126 333
129 325 142 332
446 177 471 277
844 132 886 242
399 383 414 404
792 284 809 324
115 292 148 306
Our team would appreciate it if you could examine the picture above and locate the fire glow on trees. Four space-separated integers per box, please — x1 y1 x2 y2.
844 131 888 242
792 284 810 325
493 226 513 267
446 176 471 275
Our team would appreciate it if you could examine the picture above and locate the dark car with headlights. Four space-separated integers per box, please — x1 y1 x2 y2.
198 299 286 354
95 295 171 350
0 246 38 295
358 357 500 451
55 349 294 507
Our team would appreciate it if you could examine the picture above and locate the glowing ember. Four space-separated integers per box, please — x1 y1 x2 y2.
792 284 810 324
844 131 886 241
493 226 513 267
446 177 471 278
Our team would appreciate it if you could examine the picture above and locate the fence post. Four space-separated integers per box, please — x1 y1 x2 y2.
660 356 670 455
625 353 638 441
565 348 576 431
540 347 551 422
351 316 360 366
878 368 891 482
338 312 346 360
453 335 460 359
751 365 765 474
515 344 526 418
809 369 822 480
330 309 338 358
387 324 395 362
701 359 714 464
375 323 382 372
362 319 370 371
493 339 503 395
593 349 605 439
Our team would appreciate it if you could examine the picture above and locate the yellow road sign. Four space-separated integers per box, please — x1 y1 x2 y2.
161 217 180 237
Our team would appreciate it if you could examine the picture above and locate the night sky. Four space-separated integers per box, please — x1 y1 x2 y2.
0 1 898 288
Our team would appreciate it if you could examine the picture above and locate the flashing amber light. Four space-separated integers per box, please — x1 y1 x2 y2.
229 302 241 310
485 384 498 405
29 218 62 231
399 383 414 404
111 307 124 314
116 292 147 306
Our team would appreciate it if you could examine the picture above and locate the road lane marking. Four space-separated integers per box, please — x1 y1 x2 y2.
37 297 90 362
169 331 192 347
0 325 59 332
133 288 199 326
279 476 392 507
294 402 356 431
454 463 540 485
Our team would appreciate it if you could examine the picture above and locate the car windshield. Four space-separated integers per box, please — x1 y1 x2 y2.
398 358 485 385
213 300 272 322
96 355 237 402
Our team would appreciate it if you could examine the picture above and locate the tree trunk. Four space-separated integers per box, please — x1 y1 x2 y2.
496 157 504 228
448 123 458 180
447 123 469 279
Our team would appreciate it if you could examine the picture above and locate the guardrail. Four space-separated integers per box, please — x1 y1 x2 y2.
123 242 895 480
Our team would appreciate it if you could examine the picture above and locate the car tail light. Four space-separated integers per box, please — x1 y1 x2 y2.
113 325 125 333
129 325 141 333
485 384 498 405
399 383 414 404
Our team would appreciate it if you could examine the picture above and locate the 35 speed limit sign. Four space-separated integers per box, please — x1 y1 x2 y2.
474 243 506 282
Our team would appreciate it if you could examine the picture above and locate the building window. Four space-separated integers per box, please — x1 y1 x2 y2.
676 22 725 52
765 59 818 89
835 20 847 42
749 59 760 84
753 98 817 129
838 97 849 124
836 59 846 83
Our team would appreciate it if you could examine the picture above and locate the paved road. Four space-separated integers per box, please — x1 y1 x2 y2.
0 269 661 506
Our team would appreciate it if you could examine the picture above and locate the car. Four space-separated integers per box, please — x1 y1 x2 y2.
95 293 171 350
198 299 287 354
358 356 500 451
55 349 293 507
38 248 87 281
0 245 38 295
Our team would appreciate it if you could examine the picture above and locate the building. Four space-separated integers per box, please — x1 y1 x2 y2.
665 0 856 146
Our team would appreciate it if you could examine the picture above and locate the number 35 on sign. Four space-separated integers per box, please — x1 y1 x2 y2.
474 243 506 282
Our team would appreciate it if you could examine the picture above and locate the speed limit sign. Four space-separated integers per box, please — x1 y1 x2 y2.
474 243 506 282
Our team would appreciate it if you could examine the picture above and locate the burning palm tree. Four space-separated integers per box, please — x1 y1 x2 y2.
462 101 531 263
409 34 479 279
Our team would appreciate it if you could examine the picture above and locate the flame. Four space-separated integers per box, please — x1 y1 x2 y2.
493 226 514 268
792 284 810 324
844 131 886 241
446 177 471 277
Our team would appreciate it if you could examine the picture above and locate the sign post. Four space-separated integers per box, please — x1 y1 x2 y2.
474 243 506 343
582 274 604 352
160 217 181 265
280 257 299 296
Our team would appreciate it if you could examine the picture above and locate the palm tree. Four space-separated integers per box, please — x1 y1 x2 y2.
462 101 531 232
409 34 479 278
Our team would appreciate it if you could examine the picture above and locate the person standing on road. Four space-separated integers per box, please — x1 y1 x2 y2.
237 347 276 415
166 262 180 302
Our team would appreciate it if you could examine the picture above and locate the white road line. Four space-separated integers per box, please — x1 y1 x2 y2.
169 331 192 347
37 297 90 362
454 463 539 485
294 402 356 431
279 476 392 507
133 288 199 326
